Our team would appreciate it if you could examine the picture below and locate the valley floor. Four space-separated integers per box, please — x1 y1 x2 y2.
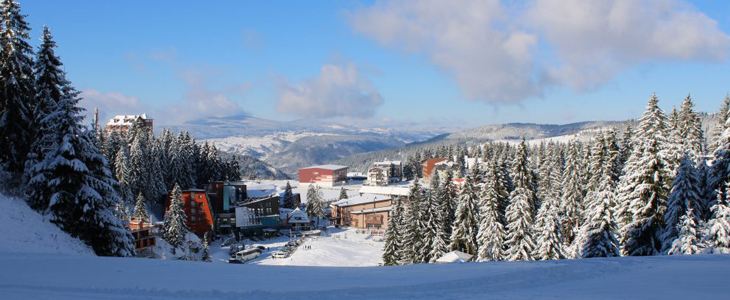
1 252 728 300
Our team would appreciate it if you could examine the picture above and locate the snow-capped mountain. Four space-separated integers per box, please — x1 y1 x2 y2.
163 115 443 176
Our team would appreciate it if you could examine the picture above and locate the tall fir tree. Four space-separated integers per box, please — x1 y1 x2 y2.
282 181 296 209
449 171 479 255
0 0 35 175
164 184 188 253
560 142 584 247
661 156 703 252
133 193 149 222
403 179 424 264
619 94 672 256
705 182 730 254
505 138 536 261
476 160 507 262
667 206 702 255
382 198 402 266
581 184 620 258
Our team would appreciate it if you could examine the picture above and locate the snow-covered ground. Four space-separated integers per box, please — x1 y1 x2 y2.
1 252 728 299
0 193 93 256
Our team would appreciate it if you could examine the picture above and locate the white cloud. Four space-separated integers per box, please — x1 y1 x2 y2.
348 0 730 103
276 62 383 118
79 89 150 124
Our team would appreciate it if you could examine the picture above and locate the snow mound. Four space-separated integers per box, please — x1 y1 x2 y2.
0 193 93 255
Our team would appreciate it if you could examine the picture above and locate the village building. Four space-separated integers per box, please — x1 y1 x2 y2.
331 194 391 229
165 189 215 239
357 184 411 199
128 218 156 258
105 113 153 134
284 207 311 231
298 165 348 188
365 161 403 186
204 181 247 235
422 158 449 179
234 195 282 233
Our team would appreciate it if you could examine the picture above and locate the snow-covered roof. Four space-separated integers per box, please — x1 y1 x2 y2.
349 206 392 214
287 208 310 224
247 183 278 198
332 194 390 207
436 251 473 263
357 185 411 197
374 161 402 166
300 165 348 171
106 114 152 126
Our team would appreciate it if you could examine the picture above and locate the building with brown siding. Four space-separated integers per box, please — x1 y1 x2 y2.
331 194 391 229
422 158 449 179
105 113 153 134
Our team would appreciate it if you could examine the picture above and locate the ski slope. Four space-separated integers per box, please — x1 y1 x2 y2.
0 194 93 256
1 253 728 299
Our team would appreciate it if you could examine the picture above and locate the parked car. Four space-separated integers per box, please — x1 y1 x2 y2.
271 251 287 259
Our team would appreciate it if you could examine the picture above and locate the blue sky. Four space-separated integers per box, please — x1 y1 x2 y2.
20 0 730 128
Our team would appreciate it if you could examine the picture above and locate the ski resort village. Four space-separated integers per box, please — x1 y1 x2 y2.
4 0 730 299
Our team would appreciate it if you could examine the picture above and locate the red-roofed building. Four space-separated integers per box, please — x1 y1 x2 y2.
298 165 348 188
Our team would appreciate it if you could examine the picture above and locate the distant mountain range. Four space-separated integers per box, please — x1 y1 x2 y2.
163 115 443 177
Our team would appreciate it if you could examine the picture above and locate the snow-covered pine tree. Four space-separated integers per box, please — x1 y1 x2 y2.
709 103 730 212
581 180 620 258
560 141 584 246
24 27 65 210
164 184 188 253
114 146 134 205
202 234 212 262
438 170 457 237
38 81 134 256
662 155 703 253
505 138 536 261
705 182 730 254
339 186 348 200
476 159 507 262
449 171 479 255
403 179 424 264
0 0 35 176
667 206 702 255
677 95 705 160
382 198 402 266
620 94 672 256
532 184 564 260
428 188 450 262
305 184 323 220
420 172 442 263
283 181 296 209
712 94 730 149
133 193 149 222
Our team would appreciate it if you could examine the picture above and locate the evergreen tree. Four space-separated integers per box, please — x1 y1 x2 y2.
114 146 134 205
476 161 507 261
0 0 35 175
133 193 149 222
449 172 479 255
202 235 212 262
705 182 730 254
505 139 536 261
662 156 703 252
382 198 402 266
560 142 584 246
164 184 188 253
581 186 620 258
282 181 296 209
676 95 705 160
305 184 323 221
532 192 563 260
338 186 348 200
712 94 730 149
401 180 424 264
667 206 702 255
619 94 671 256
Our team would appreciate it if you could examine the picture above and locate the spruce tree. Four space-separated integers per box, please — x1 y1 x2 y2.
338 186 348 200
403 179 424 264
581 185 620 258
532 193 564 260
449 172 479 255
476 160 507 261
662 156 703 252
133 193 149 222
164 184 188 253
560 142 584 246
383 198 402 266
202 235 212 262
620 94 671 256
705 182 730 254
667 206 702 255
505 139 536 261
282 181 296 209
305 184 323 222
114 146 134 206
0 0 35 175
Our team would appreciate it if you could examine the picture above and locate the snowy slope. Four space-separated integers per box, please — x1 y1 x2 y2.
1 253 728 299
0 194 93 255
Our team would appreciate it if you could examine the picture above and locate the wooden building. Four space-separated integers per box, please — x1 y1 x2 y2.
331 194 391 229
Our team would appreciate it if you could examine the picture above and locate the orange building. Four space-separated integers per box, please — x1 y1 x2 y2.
422 158 449 179
166 189 215 239
331 194 391 229
298 165 348 187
